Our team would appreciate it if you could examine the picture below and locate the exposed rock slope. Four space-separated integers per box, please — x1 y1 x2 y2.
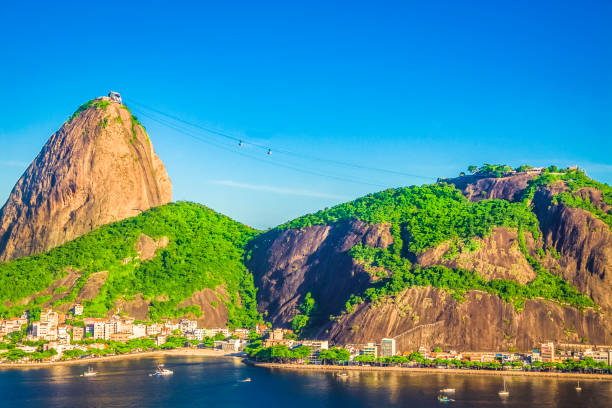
0 98 172 261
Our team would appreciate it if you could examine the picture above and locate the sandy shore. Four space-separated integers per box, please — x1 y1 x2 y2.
0 348 242 369
250 361 612 381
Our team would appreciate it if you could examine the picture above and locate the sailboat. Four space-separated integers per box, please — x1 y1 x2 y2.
575 381 582 392
498 379 509 397
81 366 97 377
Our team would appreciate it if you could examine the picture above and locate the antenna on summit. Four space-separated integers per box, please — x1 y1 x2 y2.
108 91 122 104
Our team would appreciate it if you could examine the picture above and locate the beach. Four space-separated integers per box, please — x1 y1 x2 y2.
250 361 612 381
0 348 241 369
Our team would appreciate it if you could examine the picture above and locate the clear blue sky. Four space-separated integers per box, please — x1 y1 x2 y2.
0 1 610 229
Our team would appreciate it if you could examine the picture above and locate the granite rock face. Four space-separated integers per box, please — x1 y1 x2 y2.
0 98 172 261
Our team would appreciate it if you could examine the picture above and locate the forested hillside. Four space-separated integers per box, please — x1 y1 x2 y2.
250 166 612 350
0 202 260 329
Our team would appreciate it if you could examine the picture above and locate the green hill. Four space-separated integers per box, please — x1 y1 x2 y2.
0 202 260 328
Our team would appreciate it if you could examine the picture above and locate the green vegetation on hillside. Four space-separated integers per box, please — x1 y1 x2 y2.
522 168 612 227
280 184 540 254
346 240 593 313
67 99 110 122
0 202 261 328
290 292 317 336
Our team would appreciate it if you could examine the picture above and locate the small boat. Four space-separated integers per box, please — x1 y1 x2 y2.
575 381 582 392
337 372 348 378
81 366 97 377
149 364 173 377
498 379 509 397
438 394 454 402
440 388 455 393
241 377 252 382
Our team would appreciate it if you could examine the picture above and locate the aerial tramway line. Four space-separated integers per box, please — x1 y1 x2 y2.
123 97 432 188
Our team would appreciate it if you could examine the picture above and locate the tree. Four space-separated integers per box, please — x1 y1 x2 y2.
468 165 478 173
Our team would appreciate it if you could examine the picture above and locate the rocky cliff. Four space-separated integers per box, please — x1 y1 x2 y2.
249 170 612 351
0 98 172 261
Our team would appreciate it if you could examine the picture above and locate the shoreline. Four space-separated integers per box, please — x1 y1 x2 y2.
249 361 612 381
0 348 241 369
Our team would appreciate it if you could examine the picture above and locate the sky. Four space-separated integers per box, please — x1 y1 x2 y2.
0 1 610 229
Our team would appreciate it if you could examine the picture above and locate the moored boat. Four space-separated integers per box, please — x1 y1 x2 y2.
149 364 173 377
81 366 97 377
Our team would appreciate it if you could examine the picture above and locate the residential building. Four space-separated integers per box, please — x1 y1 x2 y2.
155 335 167 346
179 319 197 334
190 328 203 341
361 343 378 358
73 304 84 316
541 342 555 363
146 324 162 336
40 309 59 325
233 328 250 339
31 321 57 341
268 328 285 340
217 339 246 353
263 339 295 348
110 332 131 342
132 324 147 339
72 326 85 341
92 319 105 339
299 340 329 362
593 350 612 366
381 338 396 358
57 325 70 345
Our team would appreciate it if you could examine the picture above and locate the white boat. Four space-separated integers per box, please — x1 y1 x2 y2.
81 366 97 377
498 379 509 397
440 388 455 393
241 377 252 382
575 381 582 392
149 364 173 377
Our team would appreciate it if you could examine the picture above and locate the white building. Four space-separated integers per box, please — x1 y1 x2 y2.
381 338 396 358
132 324 147 339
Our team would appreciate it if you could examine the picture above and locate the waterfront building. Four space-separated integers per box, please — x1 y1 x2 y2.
155 335 167 346
299 340 329 363
593 350 612 366
541 342 555 363
263 339 295 348
361 343 378 358
381 338 396 358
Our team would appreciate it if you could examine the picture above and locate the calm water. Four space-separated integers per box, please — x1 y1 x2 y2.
1 356 611 407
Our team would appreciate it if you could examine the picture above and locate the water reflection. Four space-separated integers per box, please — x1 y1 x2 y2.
1 357 611 408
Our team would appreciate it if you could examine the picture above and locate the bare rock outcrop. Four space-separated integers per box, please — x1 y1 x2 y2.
325 287 611 351
0 98 172 261
248 220 392 327
445 172 538 202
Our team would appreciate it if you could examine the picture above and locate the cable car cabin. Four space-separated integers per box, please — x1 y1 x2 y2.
108 91 122 104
